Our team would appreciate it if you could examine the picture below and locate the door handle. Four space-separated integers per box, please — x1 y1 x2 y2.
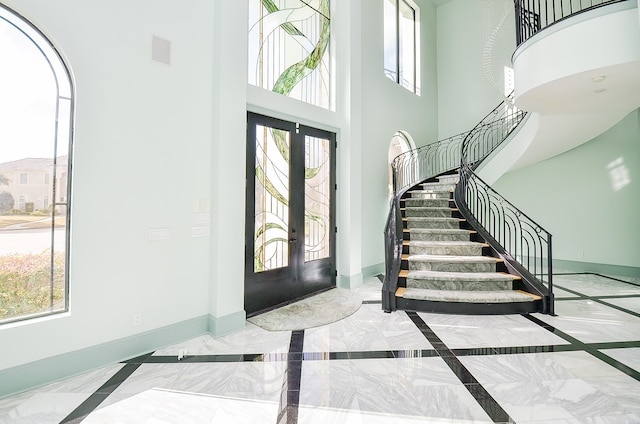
289 237 297 243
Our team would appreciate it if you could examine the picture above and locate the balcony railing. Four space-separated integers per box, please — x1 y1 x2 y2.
514 0 627 45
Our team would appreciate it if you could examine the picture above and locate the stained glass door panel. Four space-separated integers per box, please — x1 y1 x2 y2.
254 125 290 272
245 113 335 315
304 135 331 262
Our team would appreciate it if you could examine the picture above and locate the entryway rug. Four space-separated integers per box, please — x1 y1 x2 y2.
247 288 362 331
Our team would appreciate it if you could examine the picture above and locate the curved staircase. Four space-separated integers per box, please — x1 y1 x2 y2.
395 174 543 314
383 0 637 316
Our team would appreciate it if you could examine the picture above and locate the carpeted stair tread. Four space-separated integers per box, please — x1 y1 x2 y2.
404 217 463 221
404 207 457 217
437 175 460 184
404 198 451 207
420 184 457 191
399 288 537 303
406 240 487 256
403 228 476 242
406 270 516 291
404 217 464 229
408 190 452 199
408 254 500 272
408 254 500 263
407 240 487 248
404 206 457 211
410 188 453 194
407 270 516 281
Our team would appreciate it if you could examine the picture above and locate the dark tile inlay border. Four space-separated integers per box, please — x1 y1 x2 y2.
59 352 154 423
523 314 640 382
143 353 273 363
406 312 515 423
52 271 640 424
277 330 304 424
552 283 640 319
554 272 640 288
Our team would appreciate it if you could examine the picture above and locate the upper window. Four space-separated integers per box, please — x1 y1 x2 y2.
248 0 332 110
0 5 73 324
384 0 420 95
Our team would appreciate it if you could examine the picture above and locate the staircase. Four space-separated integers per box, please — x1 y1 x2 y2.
394 173 544 314
383 0 635 316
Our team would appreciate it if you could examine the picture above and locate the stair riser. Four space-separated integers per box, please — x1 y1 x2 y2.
437 176 460 185
422 183 456 191
409 261 496 273
410 192 451 200
404 208 453 218
409 245 484 256
407 279 512 291
406 219 460 229
408 232 470 242
404 198 450 208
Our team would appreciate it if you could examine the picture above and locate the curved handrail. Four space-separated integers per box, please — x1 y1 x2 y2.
382 132 469 312
383 93 527 311
454 96 554 314
514 0 627 46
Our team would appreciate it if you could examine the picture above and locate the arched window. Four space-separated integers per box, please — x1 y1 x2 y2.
388 131 415 195
0 5 74 324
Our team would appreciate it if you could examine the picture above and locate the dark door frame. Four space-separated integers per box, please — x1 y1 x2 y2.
245 112 336 316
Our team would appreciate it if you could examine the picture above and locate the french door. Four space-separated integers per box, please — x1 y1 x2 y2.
245 112 336 315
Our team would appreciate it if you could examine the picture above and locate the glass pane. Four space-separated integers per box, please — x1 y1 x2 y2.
248 0 331 109
0 8 70 322
304 136 330 262
399 0 415 92
254 125 290 272
383 0 398 83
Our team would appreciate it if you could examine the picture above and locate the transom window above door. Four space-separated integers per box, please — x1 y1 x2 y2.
248 0 332 110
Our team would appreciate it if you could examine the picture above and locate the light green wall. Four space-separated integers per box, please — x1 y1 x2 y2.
210 0 248 325
0 0 439 396
493 109 640 271
0 0 215 373
435 0 510 137
359 0 439 272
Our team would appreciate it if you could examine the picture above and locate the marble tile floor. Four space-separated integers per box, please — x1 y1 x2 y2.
1 273 640 423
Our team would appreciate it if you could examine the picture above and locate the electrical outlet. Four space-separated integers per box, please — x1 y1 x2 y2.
132 313 143 327
578 251 585 259
178 348 188 360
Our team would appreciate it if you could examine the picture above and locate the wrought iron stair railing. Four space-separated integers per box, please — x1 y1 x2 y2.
382 130 469 312
454 103 554 314
383 0 619 312
383 93 534 312
514 0 627 46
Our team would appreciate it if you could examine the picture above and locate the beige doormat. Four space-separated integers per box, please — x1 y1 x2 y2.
247 288 362 331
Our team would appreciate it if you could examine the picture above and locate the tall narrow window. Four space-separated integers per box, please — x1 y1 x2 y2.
248 0 332 109
0 5 73 324
384 0 420 94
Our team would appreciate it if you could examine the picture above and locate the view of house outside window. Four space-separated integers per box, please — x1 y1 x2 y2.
0 5 73 324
